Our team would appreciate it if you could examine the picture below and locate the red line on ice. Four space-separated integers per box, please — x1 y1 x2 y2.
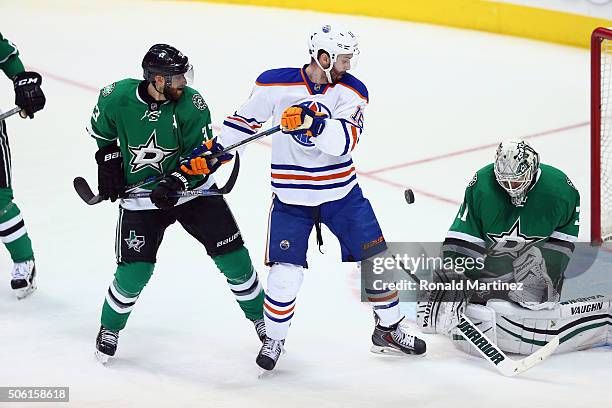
362 122 589 176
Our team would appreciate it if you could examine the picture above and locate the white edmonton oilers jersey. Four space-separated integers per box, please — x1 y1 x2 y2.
219 67 367 206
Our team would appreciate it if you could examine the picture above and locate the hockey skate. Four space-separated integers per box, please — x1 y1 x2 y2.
371 317 427 356
10 260 36 299
252 318 266 343
95 326 119 364
256 336 284 371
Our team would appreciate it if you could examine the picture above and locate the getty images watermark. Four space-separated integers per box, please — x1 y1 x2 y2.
359 243 523 302
371 252 522 292
360 242 604 302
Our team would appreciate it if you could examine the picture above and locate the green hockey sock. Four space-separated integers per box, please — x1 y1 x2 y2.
213 246 264 321
0 189 33 263
101 261 154 331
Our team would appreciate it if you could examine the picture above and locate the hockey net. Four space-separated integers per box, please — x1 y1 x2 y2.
592 27 612 244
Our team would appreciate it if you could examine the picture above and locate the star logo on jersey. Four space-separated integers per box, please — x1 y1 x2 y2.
486 218 545 259
291 101 331 147
124 230 145 252
127 129 177 173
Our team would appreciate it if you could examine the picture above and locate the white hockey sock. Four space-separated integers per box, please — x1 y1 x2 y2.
264 263 304 340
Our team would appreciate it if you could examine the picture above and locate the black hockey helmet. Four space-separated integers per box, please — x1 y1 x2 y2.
142 44 190 83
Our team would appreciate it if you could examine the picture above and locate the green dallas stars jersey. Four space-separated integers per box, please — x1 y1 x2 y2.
0 33 25 78
442 163 580 287
87 79 215 210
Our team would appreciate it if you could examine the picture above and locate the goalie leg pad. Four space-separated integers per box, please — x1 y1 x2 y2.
489 297 612 354
450 303 498 357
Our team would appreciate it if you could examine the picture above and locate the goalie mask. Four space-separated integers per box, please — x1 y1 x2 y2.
308 24 359 83
494 140 540 207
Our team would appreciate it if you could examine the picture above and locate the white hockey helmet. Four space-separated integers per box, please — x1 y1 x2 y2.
308 23 359 83
494 139 540 207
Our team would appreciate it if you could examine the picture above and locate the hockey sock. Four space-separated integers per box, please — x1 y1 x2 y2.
213 246 264 321
361 261 401 327
264 263 304 340
0 189 33 263
101 261 154 331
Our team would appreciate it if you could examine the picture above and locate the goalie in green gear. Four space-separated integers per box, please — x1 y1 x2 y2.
0 33 46 299
89 44 265 363
416 140 612 357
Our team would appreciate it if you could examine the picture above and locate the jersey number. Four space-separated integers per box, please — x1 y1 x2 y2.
351 105 364 128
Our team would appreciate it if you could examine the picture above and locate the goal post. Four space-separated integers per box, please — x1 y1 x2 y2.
591 27 612 244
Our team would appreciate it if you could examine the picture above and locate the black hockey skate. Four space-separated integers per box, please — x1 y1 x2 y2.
252 318 266 343
95 326 119 364
256 336 284 371
371 317 427 356
10 260 36 299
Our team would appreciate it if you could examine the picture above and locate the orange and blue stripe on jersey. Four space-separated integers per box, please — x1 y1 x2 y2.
253 66 369 102
271 159 357 191
255 67 305 87
223 112 265 135
339 119 362 155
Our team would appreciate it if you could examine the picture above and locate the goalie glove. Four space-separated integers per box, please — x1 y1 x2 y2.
508 246 559 310
180 138 233 176
280 105 327 137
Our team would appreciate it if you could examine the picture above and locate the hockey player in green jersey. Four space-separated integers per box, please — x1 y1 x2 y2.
88 44 265 363
417 141 611 356
0 33 46 299
442 139 579 306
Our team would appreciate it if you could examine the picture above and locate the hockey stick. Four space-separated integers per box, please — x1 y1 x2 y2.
208 125 281 157
399 262 559 376
74 124 280 205
456 312 559 377
74 153 241 205
0 107 22 121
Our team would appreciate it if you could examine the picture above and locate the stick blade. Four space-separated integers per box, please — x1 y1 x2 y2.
498 336 560 377
73 177 104 205
217 152 240 194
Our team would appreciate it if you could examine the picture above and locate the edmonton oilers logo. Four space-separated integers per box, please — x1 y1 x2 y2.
291 101 331 147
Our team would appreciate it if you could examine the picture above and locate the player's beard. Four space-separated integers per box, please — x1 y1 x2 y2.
164 87 184 102
330 68 345 83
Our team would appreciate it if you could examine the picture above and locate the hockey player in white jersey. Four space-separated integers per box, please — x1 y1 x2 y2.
182 24 426 370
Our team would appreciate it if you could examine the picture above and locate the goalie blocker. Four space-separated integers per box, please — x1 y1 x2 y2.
418 295 612 356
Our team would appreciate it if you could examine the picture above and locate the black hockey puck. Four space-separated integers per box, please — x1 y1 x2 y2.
404 189 415 204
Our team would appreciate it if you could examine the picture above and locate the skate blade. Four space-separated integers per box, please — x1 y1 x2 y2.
15 281 37 300
257 368 271 379
95 350 111 365
370 345 427 357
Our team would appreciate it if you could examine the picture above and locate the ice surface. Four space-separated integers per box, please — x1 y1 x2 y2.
0 1 609 407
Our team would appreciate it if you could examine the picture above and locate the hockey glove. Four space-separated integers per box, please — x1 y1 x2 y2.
180 138 233 176
280 105 326 137
13 71 46 119
150 171 189 209
95 144 125 202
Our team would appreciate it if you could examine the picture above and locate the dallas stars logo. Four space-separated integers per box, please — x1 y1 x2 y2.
124 230 145 252
486 218 545 258
127 129 177 173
